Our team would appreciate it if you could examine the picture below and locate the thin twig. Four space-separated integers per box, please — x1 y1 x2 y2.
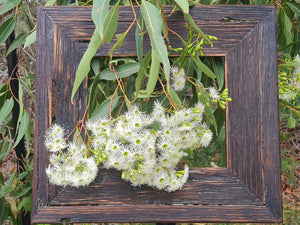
158 77 177 110
110 64 131 107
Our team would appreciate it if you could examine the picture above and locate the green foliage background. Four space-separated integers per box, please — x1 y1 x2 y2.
0 0 299 224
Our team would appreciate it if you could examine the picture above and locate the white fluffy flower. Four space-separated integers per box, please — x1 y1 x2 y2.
44 124 68 152
171 66 186 91
208 87 220 101
199 130 213 147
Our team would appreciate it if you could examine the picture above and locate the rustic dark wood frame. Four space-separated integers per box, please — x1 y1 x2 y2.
33 5 281 223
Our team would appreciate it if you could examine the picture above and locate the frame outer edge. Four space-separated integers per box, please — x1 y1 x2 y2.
260 8 282 220
33 7 53 218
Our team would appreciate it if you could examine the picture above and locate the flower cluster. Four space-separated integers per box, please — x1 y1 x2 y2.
86 102 212 192
45 125 98 187
207 87 232 109
171 66 186 91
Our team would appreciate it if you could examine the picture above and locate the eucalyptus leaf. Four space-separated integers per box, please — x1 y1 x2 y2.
136 15 144 69
92 0 109 39
0 17 16 46
278 8 292 46
91 58 101 76
286 2 300 16
212 57 224 90
13 186 31 200
141 0 170 87
71 30 102 102
192 55 216 80
16 77 24 132
13 111 30 149
88 72 101 115
0 98 14 125
24 30 36 48
204 105 217 134
103 1 120 43
169 87 183 107
146 51 160 97
173 0 189 14
45 0 57 6
0 0 20 15
183 57 195 77
100 63 140 80
90 96 120 120
6 32 27 56
110 31 128 58
0 138 12 162
135 50 151 94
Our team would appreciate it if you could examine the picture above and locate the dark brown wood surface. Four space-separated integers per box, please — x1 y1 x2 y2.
33 5 281 223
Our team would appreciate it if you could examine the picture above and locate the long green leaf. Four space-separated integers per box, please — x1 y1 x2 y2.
45 0 57 6
136 15 144 69
0 0 20 15
0 138 12 162
192 55 216 80
173 0 189 14
212 57 224 90
13 111 29 149
100 63 140 80
135 50 151 93
71 30 102 102
92 0 109 39
278 8 292 46
6 32 27 56
146 51 160 97
13 186 32 200
0 17 16 45
169 87 183 107
24 29 36 48
16 79 24 133
0 98 14 125
141 0 170 86
110 30 128 58
287 2 300 16
90 96 120 120
103 1 119 43
183 57 195 77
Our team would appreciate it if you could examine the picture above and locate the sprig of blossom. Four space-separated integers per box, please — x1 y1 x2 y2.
171 66 186 91
86 102 212 192
45 125 97 187
45 102 213 191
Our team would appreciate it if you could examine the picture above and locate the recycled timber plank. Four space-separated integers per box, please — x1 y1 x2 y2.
33 5 281 223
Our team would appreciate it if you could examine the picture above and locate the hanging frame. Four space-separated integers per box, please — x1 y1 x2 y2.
32 5 281 223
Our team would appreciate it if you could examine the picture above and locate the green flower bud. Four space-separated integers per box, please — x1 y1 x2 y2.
121 171 126 179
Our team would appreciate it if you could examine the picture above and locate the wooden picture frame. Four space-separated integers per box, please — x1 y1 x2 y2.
33 5 282 223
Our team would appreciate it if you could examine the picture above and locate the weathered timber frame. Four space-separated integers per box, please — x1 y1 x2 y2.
33 5 281 223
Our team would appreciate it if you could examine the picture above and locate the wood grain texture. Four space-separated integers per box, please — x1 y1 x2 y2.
50 168 262 206
33 5 281 223
32 205 276 224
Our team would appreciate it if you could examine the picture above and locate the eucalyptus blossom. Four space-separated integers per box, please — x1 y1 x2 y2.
45 102 213 191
